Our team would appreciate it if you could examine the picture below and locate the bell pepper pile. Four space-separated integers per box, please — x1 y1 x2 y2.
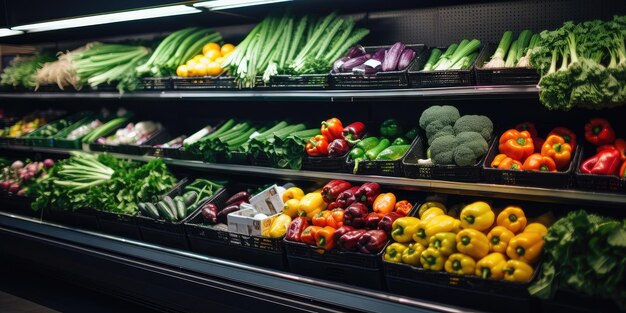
579 118 626 178
384 199 549 283
305 118 367 158
348 118 418 174
491 122 577 172
285 180 414 255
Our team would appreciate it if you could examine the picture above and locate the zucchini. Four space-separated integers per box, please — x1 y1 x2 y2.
144 203 160 219
156 201 174 221
138 202 148 216
175 200 187 220
162 196 178 219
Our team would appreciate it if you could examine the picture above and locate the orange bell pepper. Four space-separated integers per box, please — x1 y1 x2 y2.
301 226 322 245
306 135 329 156
491 153 523 170
314 226 337 250
312 210 331 227
394 200 413 217
541 135 572 170
326 209 344 228
615 138 626 161
496 206 527 234
373 193 396 217
522 153 557 172
499 129 534 161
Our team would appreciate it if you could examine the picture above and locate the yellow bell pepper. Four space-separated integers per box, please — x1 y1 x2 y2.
507 232 544 264
429 232 457 256
421 207 445 223
282 198 300 218
282 187 305 203
268 214 292 238
460 201 495 231
456 229 489 260
496 206 527 234
420 247 445 271
444 253 476 275
425 215 461 236
503 260 534 282
298 192 327 220
418 201 447 218
475 252 506 279
487 226 515 253
412 220 430 247
529 211 556 228
384 243 407 263
523 223 548 237
391 217 420 243
401 243 425 267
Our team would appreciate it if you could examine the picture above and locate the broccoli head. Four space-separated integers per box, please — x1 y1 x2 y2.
453 115 494 140
426 122 454 145
453 132 489 166
419 105 460 130
430 135 456 165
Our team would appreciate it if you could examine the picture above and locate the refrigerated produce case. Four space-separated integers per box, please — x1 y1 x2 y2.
1 0 625 312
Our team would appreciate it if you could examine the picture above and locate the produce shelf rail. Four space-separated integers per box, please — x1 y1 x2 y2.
0 212 476 313
2 145 625 208
0 85 539 101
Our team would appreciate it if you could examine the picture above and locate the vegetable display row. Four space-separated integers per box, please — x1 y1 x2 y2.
1 14 624 110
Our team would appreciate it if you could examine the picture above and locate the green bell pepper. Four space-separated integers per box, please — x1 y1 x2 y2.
404 127 418 141
392 137 410 146
355 137 380 151
374 145 410 161
349 147 365 160
380 119 403 139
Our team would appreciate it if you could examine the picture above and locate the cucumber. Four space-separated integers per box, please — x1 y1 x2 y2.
138 202 148 216
374 145 410 161
163 196 178 219
365 138 391 160
156 201 174 221
144 203 160 219
183 191 198 207
175 200 187 220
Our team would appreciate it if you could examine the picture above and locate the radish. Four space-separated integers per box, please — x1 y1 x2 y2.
26 163 38 173
8 183 20 194
17 189 26 197
43 159 54 169
11 160 24 169
0 181 10 190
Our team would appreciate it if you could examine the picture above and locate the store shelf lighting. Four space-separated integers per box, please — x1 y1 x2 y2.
0 28 23 37
11 5 202 33
193 0 292 11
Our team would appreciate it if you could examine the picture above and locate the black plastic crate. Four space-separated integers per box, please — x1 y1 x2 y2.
383 261 539 313
408 46 478 88
574 146 626 193
137 178 220 250
171 76 238 90
330 44 425 89
216 150 251 165
42 207 99 231
138 77 172 90
345 134 419 177
27 111 93 148
184 188 288 270
402 135 488 182
269 74 329 89
137 145 181 159
483 139 580 188
474 43 540 86
96 210 142 240
89 125 169 155
540 289 622 313
0 194 40 219
54 115 109 150
301 153 350 172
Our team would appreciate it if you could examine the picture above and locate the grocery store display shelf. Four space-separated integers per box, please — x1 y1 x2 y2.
2 145 625 208
0 212 474 313
0 85 538 101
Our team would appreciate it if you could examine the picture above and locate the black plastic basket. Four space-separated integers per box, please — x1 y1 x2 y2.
184 188 288 270
42 207 99 231
574 146 626 193
0 194 40 219
540 289 621 313
137 145 181 159
269 74 329 89
402 135 488 182
137 178 220 250
89 126 169 155
483 139 580 188
383 260 539 313
54 115 109 150
171 76 238 90
96 210 142 240
408 46 478 88
330 44 425 89
301 153 350 172
474 43 540 86
216 150 251 165
138 77 172 90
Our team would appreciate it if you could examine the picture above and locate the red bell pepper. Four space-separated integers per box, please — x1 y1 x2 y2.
549 127 577 148
580 148 621 175
364 212 382 229
285 217 309 242
328 139 351 157
333 225 355 244
321 118 343 141
584 118 615 146
533 137 545 153
342 122 367 145
306 135 329 156
355 182 381 207
614 138 626 161
343 202 369 228
336 186 359 208
357 230 388 254
377 211 401 234
321 180 352 203
515 122 538 139
338 229 366 251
